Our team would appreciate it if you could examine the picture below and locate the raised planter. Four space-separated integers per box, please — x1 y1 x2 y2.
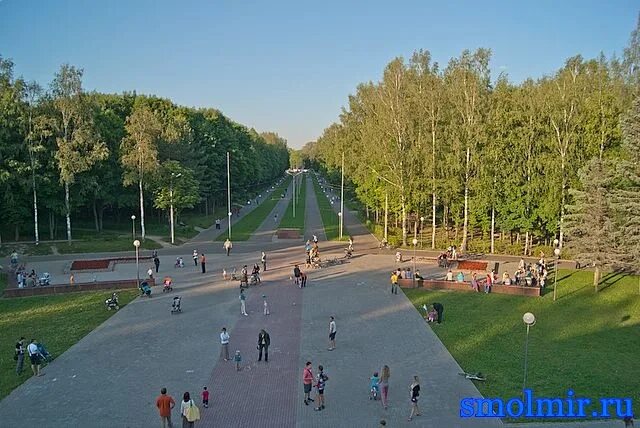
456 260 488 271
277 228 301 239
399 278 541 297
70 256 153 271
3 278 156 298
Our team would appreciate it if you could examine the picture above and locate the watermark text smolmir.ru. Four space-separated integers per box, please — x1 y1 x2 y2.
460 389 634 419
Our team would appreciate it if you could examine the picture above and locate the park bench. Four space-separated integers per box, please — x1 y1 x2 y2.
4 278 156 298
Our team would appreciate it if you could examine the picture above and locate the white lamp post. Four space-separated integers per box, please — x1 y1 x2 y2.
169 172 181 245
522 312 536 395
338 212 343 239
420 216 425 248
133 239 141 286
553 239 561 301
227 151 232 239
131 215 136 240
412 238 418 285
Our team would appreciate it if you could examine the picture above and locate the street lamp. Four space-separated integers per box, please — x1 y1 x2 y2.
553 239 561 301
133 239 141 286
522 312 536 396
285 169 302 218
420 217 425 248
169 172 182 245
227 151 232 239
338 212 343 239
131 215 136 240
412 238 418 286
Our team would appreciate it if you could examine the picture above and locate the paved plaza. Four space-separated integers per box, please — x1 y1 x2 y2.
0 176 624 427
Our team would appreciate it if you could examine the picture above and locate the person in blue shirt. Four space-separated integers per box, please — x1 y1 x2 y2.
369 372 380 400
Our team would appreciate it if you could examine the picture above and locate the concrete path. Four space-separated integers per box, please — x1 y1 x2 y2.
189 177 286 244
248 177 296 244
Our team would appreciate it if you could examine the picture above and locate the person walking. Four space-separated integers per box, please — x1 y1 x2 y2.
293 264 301 287
261 251 267 271
300 271 307 288
314 365 329 411
180 391 200 427
239 289 248 316
15 337 25 375
328 316 336 351
223 239 233 256
201 387 209 409
220 328 230 361
257 329 270 362
193 250 198 266
200 254 206 274
27 338 42 377
215 218 221 230
390 271 399 295
379 365 390 409
303 361 314 406
262 295 270 315
156 387 176 428
408 375 421 421
154 256 160 273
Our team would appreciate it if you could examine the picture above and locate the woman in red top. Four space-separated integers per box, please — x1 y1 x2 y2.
303 361 314 405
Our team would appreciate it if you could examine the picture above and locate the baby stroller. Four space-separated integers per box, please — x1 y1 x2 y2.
38 272 51 286
162 277 173 293
174 257 184 268
311 256 322 269
139 281 152 298
171 296 182 314
344 247 353 259
37 343 53 363
105 292 119 310
249 272 260 286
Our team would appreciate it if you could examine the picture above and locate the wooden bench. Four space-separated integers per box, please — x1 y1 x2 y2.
398 278 541 297
3 278 156 298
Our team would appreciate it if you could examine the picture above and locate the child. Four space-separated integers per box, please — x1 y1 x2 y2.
370 372 380 400
222 268 228 280
234 350 242 371
262 295 270 315
427 306 438 323
202 386 209 408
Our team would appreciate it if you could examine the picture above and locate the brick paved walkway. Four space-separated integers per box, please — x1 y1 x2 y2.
199 270 303 427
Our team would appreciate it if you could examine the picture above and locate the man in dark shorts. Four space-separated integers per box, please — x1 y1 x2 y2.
303 361 314 405
27 338 42 376
15 337 25 375
314 365 328 411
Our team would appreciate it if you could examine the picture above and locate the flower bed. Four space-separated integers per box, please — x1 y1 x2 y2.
457 260 488 271
70 260 110 270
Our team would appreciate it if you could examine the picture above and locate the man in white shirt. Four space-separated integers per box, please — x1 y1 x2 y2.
27 339 42 376
220 328 230 361
328 317 337 351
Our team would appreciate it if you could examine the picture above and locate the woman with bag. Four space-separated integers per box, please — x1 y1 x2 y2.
180 391 200 427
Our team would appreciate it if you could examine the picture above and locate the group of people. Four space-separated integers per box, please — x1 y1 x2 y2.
156 388 203 428
305 236 320 268
14 337 47 377
15 268 41 288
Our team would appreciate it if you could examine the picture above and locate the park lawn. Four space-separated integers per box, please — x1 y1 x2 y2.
404 270 640 421
56 233 160 254
278 174 306 231
312 174 348 241
215 176 292 241
0 274 139 400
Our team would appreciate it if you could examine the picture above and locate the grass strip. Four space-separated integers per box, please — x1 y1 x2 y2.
312 174 348 240
278 174 306 230
216 176 292 241
404 269 640 421
0 274 139 400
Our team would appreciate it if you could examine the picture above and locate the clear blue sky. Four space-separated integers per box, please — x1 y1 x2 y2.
0 0 637 148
